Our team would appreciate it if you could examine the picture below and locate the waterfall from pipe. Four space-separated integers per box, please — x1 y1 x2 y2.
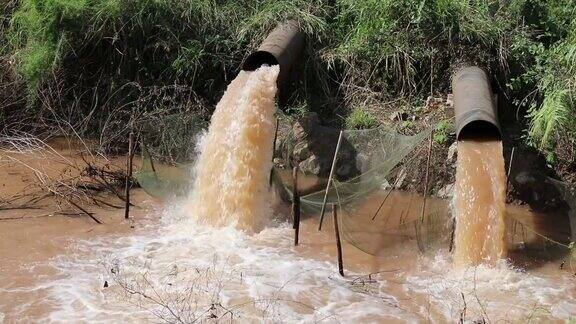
453 138 506 267
185 65 279 232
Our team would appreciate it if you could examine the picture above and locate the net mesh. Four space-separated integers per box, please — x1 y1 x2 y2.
134 112 574 266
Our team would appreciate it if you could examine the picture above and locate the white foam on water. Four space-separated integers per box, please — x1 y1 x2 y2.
4 203 575 322
404 252 576 322
32 205 417 323
186 65 279 232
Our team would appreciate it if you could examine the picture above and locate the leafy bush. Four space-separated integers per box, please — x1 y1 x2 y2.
527 21 576 155
433 119 453 145
2 0 327 148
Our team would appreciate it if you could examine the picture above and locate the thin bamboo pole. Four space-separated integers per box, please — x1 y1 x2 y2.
505 147 515 194
371 173 403 221
270 117 280 187
318 131 343 231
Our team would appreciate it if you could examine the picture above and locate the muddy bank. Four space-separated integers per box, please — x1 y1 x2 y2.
280 103 576 243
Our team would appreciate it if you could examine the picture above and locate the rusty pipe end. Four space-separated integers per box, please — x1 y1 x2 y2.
452 66 501 140
243 51 279 71
242 20 304 90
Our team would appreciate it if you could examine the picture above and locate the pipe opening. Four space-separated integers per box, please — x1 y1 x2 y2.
242 51 279 71
458 120 501 141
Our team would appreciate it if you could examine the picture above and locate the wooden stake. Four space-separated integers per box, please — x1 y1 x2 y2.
420 134 433 223
318 131 344 231
273 117 279 153
333 204 344 276
292 165 301 245
124 131 134 220
449 217 456 252
269 117 280 187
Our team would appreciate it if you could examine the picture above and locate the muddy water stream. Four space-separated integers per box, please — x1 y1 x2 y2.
454 139 507 267
0 138 156 321
1 145 574 322
186 66 278 232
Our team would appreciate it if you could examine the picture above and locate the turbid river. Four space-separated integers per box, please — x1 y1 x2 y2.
1 140 575 322
1 66 575 322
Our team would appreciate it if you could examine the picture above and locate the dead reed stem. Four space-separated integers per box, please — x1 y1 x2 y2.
69 200 102 224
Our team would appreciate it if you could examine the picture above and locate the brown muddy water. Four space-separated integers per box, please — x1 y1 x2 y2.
1 140 575 322
0 138 158 321
185 65 278 232
453 139 507 267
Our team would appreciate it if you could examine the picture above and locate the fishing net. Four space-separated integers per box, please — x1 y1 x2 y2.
134 112 574 264
134 111 450 254
278 126 453 256
134 112 207 165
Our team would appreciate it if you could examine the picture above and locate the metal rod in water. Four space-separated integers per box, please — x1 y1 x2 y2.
318 131 344 231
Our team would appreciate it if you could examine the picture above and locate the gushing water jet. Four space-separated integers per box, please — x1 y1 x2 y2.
187 21 305 232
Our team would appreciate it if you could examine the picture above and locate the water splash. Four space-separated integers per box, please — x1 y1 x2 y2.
405 252 576 321
453 139 507 267
185 66 279 232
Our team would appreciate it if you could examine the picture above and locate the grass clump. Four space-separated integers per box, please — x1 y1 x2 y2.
345 107 378 130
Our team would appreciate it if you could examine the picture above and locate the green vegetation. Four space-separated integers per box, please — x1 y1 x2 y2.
433 120 453 145
284 102 310 117
526 25 576 156
345 107 378 129
0 0 575 160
